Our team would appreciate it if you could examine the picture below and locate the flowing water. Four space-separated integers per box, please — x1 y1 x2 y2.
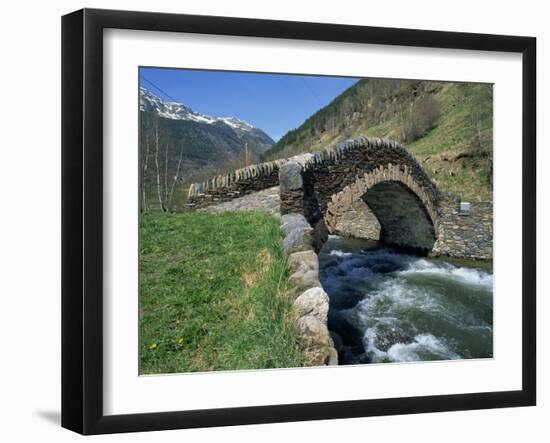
319 235 493 365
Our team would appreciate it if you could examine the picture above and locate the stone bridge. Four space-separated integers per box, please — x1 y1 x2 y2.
278 138 440 253
187 136 492 259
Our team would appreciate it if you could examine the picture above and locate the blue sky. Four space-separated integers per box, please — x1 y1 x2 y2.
140 67 359 141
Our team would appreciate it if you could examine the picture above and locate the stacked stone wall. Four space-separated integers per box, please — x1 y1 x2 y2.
432 197 493 260
280 214 338 366
186 160 285 209
331 199 381 241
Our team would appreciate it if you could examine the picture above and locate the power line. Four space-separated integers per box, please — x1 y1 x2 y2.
139 75 180 103
299 77 324 110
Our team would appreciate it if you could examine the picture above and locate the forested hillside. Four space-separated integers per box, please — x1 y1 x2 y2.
262 79 493 201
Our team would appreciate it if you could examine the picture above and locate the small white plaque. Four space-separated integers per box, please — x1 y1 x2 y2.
459 201 471 215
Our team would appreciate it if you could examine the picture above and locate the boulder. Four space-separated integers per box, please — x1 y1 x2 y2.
288 250 319 274
279 161 303 192
295 314 339 366
281 213 311 236
294 287 329 323
288 269 321 291
304 345 339 366
282 226 314 255
288 250 321 291
281 214 327 253
294 315 333 349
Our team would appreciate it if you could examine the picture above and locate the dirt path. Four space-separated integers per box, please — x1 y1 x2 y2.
200 186 281 216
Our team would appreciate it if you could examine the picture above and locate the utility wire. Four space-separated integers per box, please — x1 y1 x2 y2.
140 75 180 103
299 77 324 110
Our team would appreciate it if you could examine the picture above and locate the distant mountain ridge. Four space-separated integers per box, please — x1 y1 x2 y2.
140 87 273 152
139 87 275 210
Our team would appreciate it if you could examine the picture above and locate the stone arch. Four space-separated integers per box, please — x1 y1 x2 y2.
325 164 439 252
279 137 442 254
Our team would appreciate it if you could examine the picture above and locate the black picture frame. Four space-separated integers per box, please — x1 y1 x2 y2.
61 8 536 435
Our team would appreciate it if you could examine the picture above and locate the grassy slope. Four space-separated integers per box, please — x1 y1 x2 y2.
263 81 493 202
351 83 493 201
139 211 304 374
406 84 492 201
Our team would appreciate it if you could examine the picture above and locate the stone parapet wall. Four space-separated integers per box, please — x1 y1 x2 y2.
432 197 493 260
280 214 338 366
186 160 286 209
188 137 441 212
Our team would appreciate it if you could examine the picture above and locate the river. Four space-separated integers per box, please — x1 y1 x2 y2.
319 235 493 365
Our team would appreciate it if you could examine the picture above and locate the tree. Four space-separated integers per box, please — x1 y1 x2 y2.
153 121 167 212
140 139 150 212
167 143 185 210
398 95 441 143
467 85 492 155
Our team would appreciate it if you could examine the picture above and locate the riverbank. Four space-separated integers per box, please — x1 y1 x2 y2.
139 211 305 374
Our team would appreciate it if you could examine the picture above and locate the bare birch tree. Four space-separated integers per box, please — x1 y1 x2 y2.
168 143 185 210
244 142 250 166
154 122 167 212
141 139 150 212
164 140 169 208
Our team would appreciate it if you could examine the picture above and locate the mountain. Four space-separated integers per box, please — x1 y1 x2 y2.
261 79 493 201
139 87 275 210
139 87 274 156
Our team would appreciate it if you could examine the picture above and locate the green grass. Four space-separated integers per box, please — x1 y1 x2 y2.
407 85 493 201
139 211 305 374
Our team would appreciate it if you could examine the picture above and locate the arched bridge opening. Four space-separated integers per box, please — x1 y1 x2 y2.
279 137 441 254
362 181 435 252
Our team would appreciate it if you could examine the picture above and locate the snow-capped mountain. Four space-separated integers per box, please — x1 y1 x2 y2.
139 86 274 194
140 87 261 136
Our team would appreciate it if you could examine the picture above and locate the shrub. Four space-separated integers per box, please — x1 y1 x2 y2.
399 95 441 143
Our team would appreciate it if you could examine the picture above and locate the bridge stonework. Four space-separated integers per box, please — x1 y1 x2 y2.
322 163 440 251
279 137 442 253
432 197 493 259
330 198 381 241
187 160 285 209
188 136 492 259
